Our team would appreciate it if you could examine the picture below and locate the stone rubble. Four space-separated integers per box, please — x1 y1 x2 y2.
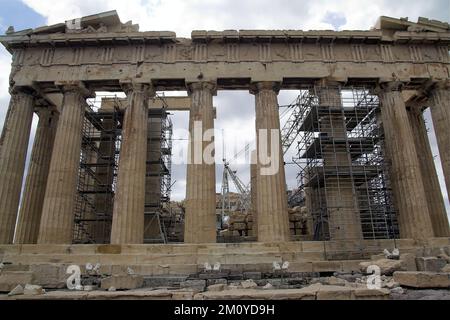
23 284 44 296
8 284 24 296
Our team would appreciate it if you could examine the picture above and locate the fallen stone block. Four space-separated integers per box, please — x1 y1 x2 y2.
390 287 405 295
0 271 34 292
416 257 447 272
194 288 315 300
241 279 258 289
393 271 450 289
8 284 24 296
352 287 390 300
30 264 67 289
207 284 226 292
180 279 206 291
243 272 262 280
199 272 229 280
263 283 273 290
359 259 405 276
207 278 227 286
313 284 353 300
24 284 45 296
100 274 144 290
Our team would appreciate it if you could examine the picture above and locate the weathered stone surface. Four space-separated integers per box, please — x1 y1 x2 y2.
243 272 262 280
311 276 348 286
100 275 144 290
8 284 24 296
206 278 227 286
198 272 228 280
207 284 226 292
180 280 206 291
241 279 258 289
194 284 389 300
29 264 67 288
24 284 44 295
359 259 406 276
194 288 316 300
263 283 273 290
393 271 450 288
442 264 450 273
144 276 188 288
416 257 447 272
0 271 34 292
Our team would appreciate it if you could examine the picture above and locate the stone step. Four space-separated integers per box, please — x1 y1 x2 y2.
0 285 391 300
2 251 327 266
0 271 34 292
1 238 438 256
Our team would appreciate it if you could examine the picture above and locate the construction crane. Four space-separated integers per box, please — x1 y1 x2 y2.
223 161 251 212
220 92 308 217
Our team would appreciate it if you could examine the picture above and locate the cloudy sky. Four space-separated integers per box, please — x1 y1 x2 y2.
0 0 449 217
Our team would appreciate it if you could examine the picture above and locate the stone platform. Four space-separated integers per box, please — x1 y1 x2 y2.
0 238 449 292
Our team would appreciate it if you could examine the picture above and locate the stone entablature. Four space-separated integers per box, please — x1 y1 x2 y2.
1 12 449 91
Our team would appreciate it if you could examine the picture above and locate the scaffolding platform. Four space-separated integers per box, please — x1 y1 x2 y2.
294 86 398 241
303 165 382 188
298 105 372 132
300 137 378 159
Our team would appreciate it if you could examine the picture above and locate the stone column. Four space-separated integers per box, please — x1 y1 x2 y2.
407 105 450 237
184 82 217 243
110 83 153 244
0 89 34 244
250 82 290 242
14 107 59 244
429 81 450 204
316 86 363 240
38 83 91 244
378 82 433 239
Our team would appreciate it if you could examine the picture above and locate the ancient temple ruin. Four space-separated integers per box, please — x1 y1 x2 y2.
0 11 449 297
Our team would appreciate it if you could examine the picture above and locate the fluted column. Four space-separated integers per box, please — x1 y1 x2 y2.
316 86 363 240
407 104 450 237
0 89 34 244
110 83 153 244
251 82 290 242
378 82 433 239
38 83 91 244
184 82 217 243
429 80 450 204
14 107 59 244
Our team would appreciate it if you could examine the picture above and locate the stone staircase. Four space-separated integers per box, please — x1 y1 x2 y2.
0 238 448 291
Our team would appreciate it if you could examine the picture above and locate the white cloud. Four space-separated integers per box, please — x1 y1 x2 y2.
21 0 449 37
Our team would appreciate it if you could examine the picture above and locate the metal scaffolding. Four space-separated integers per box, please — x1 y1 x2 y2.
73 94 175 244
73 95 123 244
293 86 399 241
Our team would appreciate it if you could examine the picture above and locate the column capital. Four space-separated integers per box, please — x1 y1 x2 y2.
120 81 155 98
186 81 217 95
55 81 94 98
249 81 281 95
375 81 405 94
8 85 35 96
